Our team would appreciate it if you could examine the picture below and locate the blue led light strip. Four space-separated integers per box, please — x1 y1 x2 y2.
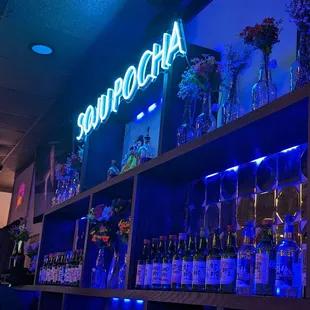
76 20 187 141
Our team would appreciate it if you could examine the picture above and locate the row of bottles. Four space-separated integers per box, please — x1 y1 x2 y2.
38 250 83 287
135 215 307 298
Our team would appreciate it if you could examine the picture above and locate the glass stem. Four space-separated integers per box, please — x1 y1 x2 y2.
263 53 270 103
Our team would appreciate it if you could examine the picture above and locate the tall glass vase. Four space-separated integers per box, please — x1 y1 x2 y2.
252 54 277 110
196 92 216 137
293 31 310 90
176 101 195 146
91 248 107 289
118 243 128 289
218 76 241 126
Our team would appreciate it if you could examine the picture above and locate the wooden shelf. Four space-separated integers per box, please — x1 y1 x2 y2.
14 286 310 310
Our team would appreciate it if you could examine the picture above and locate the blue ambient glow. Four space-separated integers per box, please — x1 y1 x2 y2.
148 103 157 112
76 20 187 141
281 145 298 153
31 44 53 55
124 299 131 303
136 300 144 304
136 112 144 120
226 165 239 172
276 288 280 295
112 298 119 301
80 217 87 220
251 156 266 165
205 172 219 179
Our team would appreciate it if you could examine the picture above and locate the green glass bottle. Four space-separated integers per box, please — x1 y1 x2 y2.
152 236 167 289
161 235 177 290
255 218 276 296
193 227 208 291
206 228 222 292
135 239 150 289
172 233 187 290
144 238 158 289
181 233 196 291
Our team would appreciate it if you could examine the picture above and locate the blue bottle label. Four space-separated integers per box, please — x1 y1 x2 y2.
236 258 251 288
206 259 220 285
276 256 293 287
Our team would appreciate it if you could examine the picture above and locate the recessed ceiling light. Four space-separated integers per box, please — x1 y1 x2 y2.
30 44 53 55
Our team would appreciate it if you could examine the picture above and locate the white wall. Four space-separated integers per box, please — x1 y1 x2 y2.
0 192 12 228
185 0 297 113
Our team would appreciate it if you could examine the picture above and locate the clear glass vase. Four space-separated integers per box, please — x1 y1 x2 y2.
118 243 128 289
218 76 241 126
252 54 277 110
292 31 310 90
91 248 107 289
196 93 216 137
176 101 195 146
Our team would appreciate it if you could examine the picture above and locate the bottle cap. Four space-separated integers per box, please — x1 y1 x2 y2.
178 233 187 240
159 236 167 240
227 225 234 232
169 235 177 240
200 227 209 237
263 218 273 226
284 214 295 224
143 239 150 244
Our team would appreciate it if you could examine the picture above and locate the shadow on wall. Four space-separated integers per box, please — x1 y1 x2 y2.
185 0 297 113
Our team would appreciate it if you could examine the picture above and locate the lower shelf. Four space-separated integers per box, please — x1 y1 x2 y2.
14 285 310 310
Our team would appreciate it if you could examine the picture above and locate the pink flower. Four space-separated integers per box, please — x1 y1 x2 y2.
94 204 104 219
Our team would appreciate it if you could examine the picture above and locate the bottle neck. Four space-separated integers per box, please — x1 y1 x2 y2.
158 241 167 255
178 239 187 251
259 55 272 82
142 244 149 258
212 233 220 248
199 237 207 252
226 233 235 247
188 237 196 252
243 235 254 245
262 227 274 242
168 240 176 255
183 102 192 124
202 93 212 115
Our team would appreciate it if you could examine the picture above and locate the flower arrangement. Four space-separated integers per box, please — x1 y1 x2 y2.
88 199 131 249
117 217 131 244
177 67 202 101
66 146 84 175
286 0 310 31
191 54 222 92
223 44 253 78
9 218 30 242
239 17 283 56
55 163 68 181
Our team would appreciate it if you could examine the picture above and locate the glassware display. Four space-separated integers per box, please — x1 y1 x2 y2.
152 236 167 289
107 160 120 180
171 233 187 290
135 239 150 289
118 243 128 289
193 227 208 291
181 233 196 291
161 235 177 290
255 218 276 296
236 222 256 295
91 249 106 289
196 93 216 137
176 102 195 146
220 226 237 294
275 215 301 298
144 238 158 289
290 50 301 91
138 127 156 164
206 229 222 292
252 56 277 110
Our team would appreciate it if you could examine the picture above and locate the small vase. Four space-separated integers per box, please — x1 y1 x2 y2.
176 101 195 146
252 54 277 110
118 243 128 289
293 31 310 90
218 76 241 126
196 93 216 137
91 248 107 289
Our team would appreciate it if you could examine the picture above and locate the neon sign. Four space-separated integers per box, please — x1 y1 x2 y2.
76 20 187 141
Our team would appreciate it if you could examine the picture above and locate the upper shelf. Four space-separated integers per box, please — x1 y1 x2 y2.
43 84 310 217
14 286 310 310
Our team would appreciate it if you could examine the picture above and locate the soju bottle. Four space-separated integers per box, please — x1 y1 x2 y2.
58 252 66 286
236 222 256 295
302 232 307 298
152 236 167 289
77 250 83 287
52 253 59 285
275 215 301 298
161 235 177 290
255 218 276 296
206 229 222 292
172 233 187 290
144 238 158 289
220 226 237 293
47 254 54 285
193 227 208 291
135 239 150 289
181 233 196 291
